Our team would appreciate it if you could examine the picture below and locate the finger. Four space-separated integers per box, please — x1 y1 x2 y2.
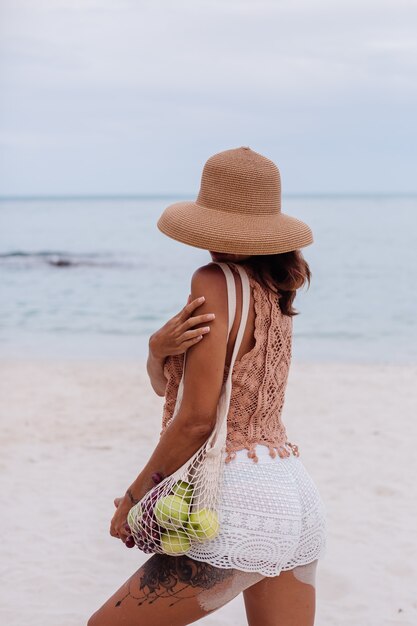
114 497 122 508
180 335 204 351
179 313 215 332
181 327 210 342
118 527 130 543
178 296 205 321
170 333 205 354
187 293 192 304
110 525 119 538
110 523 128 540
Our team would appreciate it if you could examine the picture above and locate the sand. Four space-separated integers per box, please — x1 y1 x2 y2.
0 359 416 625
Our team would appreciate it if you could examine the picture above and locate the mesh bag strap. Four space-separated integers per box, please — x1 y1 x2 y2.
215 262 237 337
208 262 250 449
214 262 251 384
171 262 251 444
179 262 237 378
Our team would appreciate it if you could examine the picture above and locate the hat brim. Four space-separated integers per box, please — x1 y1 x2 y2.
157 201 313 254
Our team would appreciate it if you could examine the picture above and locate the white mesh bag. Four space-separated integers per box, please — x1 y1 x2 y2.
127 262 250 556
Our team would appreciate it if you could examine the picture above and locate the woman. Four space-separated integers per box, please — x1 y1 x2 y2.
88 147 327 626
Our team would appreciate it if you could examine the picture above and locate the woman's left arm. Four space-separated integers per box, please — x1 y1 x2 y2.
110 263 229 542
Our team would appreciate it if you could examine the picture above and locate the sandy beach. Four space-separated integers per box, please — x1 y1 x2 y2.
0 359 416 625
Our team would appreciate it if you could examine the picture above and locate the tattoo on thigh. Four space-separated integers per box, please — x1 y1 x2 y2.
116 554 234 608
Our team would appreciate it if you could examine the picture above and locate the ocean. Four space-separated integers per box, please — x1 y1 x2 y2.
1 195 416 363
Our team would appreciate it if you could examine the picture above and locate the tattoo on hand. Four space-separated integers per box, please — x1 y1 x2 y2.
115 554 233 608
126 488 139 505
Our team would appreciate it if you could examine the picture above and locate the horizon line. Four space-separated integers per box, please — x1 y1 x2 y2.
1 191 417 201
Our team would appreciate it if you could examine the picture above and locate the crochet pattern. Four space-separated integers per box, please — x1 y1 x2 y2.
159 263 327 575
161 262 299 463
185 446 327 576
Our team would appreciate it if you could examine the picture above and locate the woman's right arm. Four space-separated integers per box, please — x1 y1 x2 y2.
146 296 215 396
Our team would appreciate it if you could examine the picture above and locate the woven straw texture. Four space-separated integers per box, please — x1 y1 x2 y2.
157 147 314 254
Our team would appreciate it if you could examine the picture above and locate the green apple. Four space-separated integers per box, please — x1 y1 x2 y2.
160 529 191 555
171 480 194 503
185 508 219 541
155 494 190 530
127 502 143 531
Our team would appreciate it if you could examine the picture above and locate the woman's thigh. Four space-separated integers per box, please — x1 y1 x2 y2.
88 553 264 626
243 559 318 626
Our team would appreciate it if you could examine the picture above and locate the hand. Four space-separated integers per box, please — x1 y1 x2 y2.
149 295 215 359
110 494 134 546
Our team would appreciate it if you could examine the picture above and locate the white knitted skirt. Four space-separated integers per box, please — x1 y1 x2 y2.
184 443 328 577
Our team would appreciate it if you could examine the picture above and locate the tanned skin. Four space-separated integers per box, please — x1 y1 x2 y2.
88 253 317 626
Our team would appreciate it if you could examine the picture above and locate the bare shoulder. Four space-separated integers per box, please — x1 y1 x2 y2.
190 263 228 319
191 262 226 293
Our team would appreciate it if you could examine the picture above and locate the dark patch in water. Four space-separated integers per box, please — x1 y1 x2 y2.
47 258 73 267
0 251 139 269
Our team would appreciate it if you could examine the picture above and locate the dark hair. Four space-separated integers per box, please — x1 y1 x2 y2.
245 250 311 317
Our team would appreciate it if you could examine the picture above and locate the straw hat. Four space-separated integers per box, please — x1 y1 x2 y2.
157 146 313 254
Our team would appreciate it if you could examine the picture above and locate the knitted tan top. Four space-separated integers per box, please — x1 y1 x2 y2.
160 263 300 463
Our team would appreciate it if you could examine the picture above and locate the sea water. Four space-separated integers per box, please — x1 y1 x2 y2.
1 195 416 363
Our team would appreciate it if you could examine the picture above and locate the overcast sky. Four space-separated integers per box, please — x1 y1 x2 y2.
0 0 416 195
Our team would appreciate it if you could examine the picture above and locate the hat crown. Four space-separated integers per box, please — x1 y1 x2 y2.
196 147 281 216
